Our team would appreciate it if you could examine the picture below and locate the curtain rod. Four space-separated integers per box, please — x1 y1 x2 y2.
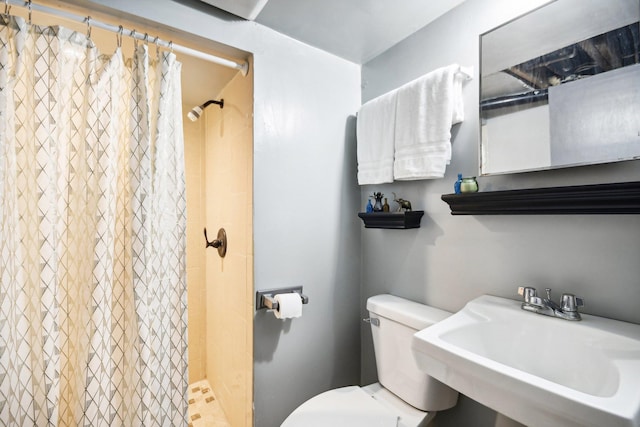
5 0 249 76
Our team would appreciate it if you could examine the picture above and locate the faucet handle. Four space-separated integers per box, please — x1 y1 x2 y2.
561 293 585 312
517 286 537 302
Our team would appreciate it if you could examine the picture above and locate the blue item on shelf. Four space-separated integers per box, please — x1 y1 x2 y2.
454 173 462 194
366 199 374 213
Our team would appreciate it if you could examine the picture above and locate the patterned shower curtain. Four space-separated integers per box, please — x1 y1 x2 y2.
0 15 188 426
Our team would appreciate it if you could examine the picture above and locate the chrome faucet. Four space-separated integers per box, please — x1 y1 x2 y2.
517 286 584 321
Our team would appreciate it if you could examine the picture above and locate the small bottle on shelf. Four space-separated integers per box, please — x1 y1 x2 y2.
460 177 479 193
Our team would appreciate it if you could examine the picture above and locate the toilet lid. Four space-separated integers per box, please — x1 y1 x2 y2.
281 386 399 427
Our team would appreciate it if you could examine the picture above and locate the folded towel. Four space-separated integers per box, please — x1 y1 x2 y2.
356 90 398 185
393 64 466 180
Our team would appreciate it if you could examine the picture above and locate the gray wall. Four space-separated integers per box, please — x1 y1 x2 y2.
360 0 640 425
250 43 362 427
58 1 363 426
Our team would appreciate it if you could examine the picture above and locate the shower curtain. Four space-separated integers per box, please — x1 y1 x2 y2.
0 15 188 426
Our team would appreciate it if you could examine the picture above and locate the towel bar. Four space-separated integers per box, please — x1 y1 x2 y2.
256 286 309 311
456 65 473 80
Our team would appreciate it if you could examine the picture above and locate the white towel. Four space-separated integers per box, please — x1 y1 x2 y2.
393 64 466 180
356 90 397 185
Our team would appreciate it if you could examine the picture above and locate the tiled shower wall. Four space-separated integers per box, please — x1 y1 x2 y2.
184 108 207 382
204 67 254 427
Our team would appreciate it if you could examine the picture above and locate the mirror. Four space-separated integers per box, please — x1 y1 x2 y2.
480 0 640 175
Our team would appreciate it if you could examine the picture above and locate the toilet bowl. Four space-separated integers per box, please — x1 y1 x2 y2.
281 294 459 427
281 383 434 427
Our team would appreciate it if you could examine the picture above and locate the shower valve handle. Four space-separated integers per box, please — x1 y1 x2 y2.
204 227 227 258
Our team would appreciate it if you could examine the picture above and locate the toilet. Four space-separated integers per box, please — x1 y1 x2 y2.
281 294 459 427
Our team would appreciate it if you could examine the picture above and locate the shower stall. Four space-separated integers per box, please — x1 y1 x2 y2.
183 62 254 427
0 2 254 426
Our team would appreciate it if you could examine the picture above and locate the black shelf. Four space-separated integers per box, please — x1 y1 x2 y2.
358 211 424 229
441 181 640 215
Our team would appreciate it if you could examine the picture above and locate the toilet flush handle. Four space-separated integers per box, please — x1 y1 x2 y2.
363 317 380 327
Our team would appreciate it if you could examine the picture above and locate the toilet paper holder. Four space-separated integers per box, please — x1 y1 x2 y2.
256 286 309 311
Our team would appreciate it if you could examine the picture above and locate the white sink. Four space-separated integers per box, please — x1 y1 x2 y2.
412 295 640 427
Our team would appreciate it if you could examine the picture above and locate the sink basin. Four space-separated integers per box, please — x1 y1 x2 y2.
412 295 640 427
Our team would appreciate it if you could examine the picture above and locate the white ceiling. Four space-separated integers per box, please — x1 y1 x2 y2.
199 0 270 21
186 0 466 106
201 0 466 64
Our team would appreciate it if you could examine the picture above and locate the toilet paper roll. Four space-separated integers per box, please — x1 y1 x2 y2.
274 293 303 319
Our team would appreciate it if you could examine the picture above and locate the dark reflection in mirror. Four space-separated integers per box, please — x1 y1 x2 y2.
482 23 639 110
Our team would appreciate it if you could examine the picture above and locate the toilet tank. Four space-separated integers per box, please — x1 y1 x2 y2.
367 294 458 411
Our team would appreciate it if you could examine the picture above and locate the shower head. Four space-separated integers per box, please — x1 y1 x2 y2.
187 99 224 121
187 106 205 122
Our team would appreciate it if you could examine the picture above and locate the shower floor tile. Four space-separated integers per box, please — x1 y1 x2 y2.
188 379 231 427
